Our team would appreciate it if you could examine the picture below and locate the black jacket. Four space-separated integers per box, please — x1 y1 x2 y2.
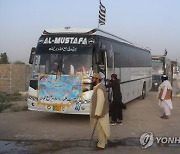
107 79 122 102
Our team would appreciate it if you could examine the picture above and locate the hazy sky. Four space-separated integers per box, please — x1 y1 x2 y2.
0 0 180 63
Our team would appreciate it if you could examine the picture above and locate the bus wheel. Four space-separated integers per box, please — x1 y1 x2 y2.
141 83 146 99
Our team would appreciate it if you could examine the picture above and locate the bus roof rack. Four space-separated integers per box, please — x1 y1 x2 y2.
43 27 94 34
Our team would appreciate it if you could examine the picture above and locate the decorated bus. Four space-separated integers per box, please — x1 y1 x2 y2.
28 28 152 114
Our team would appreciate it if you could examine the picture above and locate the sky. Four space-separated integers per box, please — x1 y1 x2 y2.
0 0 180 63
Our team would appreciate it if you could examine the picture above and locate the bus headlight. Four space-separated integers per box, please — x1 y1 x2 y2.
154 83 158 86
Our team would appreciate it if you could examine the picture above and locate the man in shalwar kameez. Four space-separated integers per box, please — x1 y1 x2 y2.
90 73 110 149
158 74 173 119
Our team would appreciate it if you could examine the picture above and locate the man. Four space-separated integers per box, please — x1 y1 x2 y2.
158 74 173 119
90 73 110 150
107 74 125 126
50 62 59 74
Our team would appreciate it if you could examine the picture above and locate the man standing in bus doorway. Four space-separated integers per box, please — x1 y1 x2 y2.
158 74 173 119
107 74 125 126
90 73 110 150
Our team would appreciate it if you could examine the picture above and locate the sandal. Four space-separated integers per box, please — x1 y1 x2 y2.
161 116 169 119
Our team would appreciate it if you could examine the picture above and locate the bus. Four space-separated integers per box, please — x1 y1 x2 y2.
28 27 152 114
172 60 180 80
151 55 173 90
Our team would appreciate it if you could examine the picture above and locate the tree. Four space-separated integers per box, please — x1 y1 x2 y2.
0 52 9 64
13 60 25 64
13 61 25 64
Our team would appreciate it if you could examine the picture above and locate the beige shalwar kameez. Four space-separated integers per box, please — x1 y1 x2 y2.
90 83 110 148
158 80 173 116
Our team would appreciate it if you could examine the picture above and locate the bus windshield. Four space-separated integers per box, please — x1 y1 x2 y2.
152 61 163 74
152 74 161 81
32 47 93 78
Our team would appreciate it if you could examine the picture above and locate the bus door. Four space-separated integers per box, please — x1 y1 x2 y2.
106 49 115 80
97 49 114 102
114 52 121 78
97 49 108 79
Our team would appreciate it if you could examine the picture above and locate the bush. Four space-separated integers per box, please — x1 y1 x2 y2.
10 105 28 112
0 93 26 113
0 94 6 102
0 102 12 113
0 93 23 102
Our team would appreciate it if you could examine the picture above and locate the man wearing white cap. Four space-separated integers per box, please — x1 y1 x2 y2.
158 74 173 119
90 73 110 150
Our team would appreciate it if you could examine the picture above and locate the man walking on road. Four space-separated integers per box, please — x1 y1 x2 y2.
158 74 173 119
90 73 110 150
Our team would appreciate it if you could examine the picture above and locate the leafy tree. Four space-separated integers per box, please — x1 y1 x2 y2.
13 61 25 64
0 52 9 64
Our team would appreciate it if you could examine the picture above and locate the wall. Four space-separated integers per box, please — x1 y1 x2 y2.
0 64 32 94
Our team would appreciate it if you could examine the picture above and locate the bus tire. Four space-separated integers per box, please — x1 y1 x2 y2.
140 83 146 99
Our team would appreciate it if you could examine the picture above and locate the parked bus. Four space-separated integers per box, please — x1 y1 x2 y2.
172 60 180 80
28 28 152 114
151 55 173 90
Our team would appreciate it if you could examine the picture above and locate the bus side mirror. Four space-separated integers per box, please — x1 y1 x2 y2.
29 47 36 64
